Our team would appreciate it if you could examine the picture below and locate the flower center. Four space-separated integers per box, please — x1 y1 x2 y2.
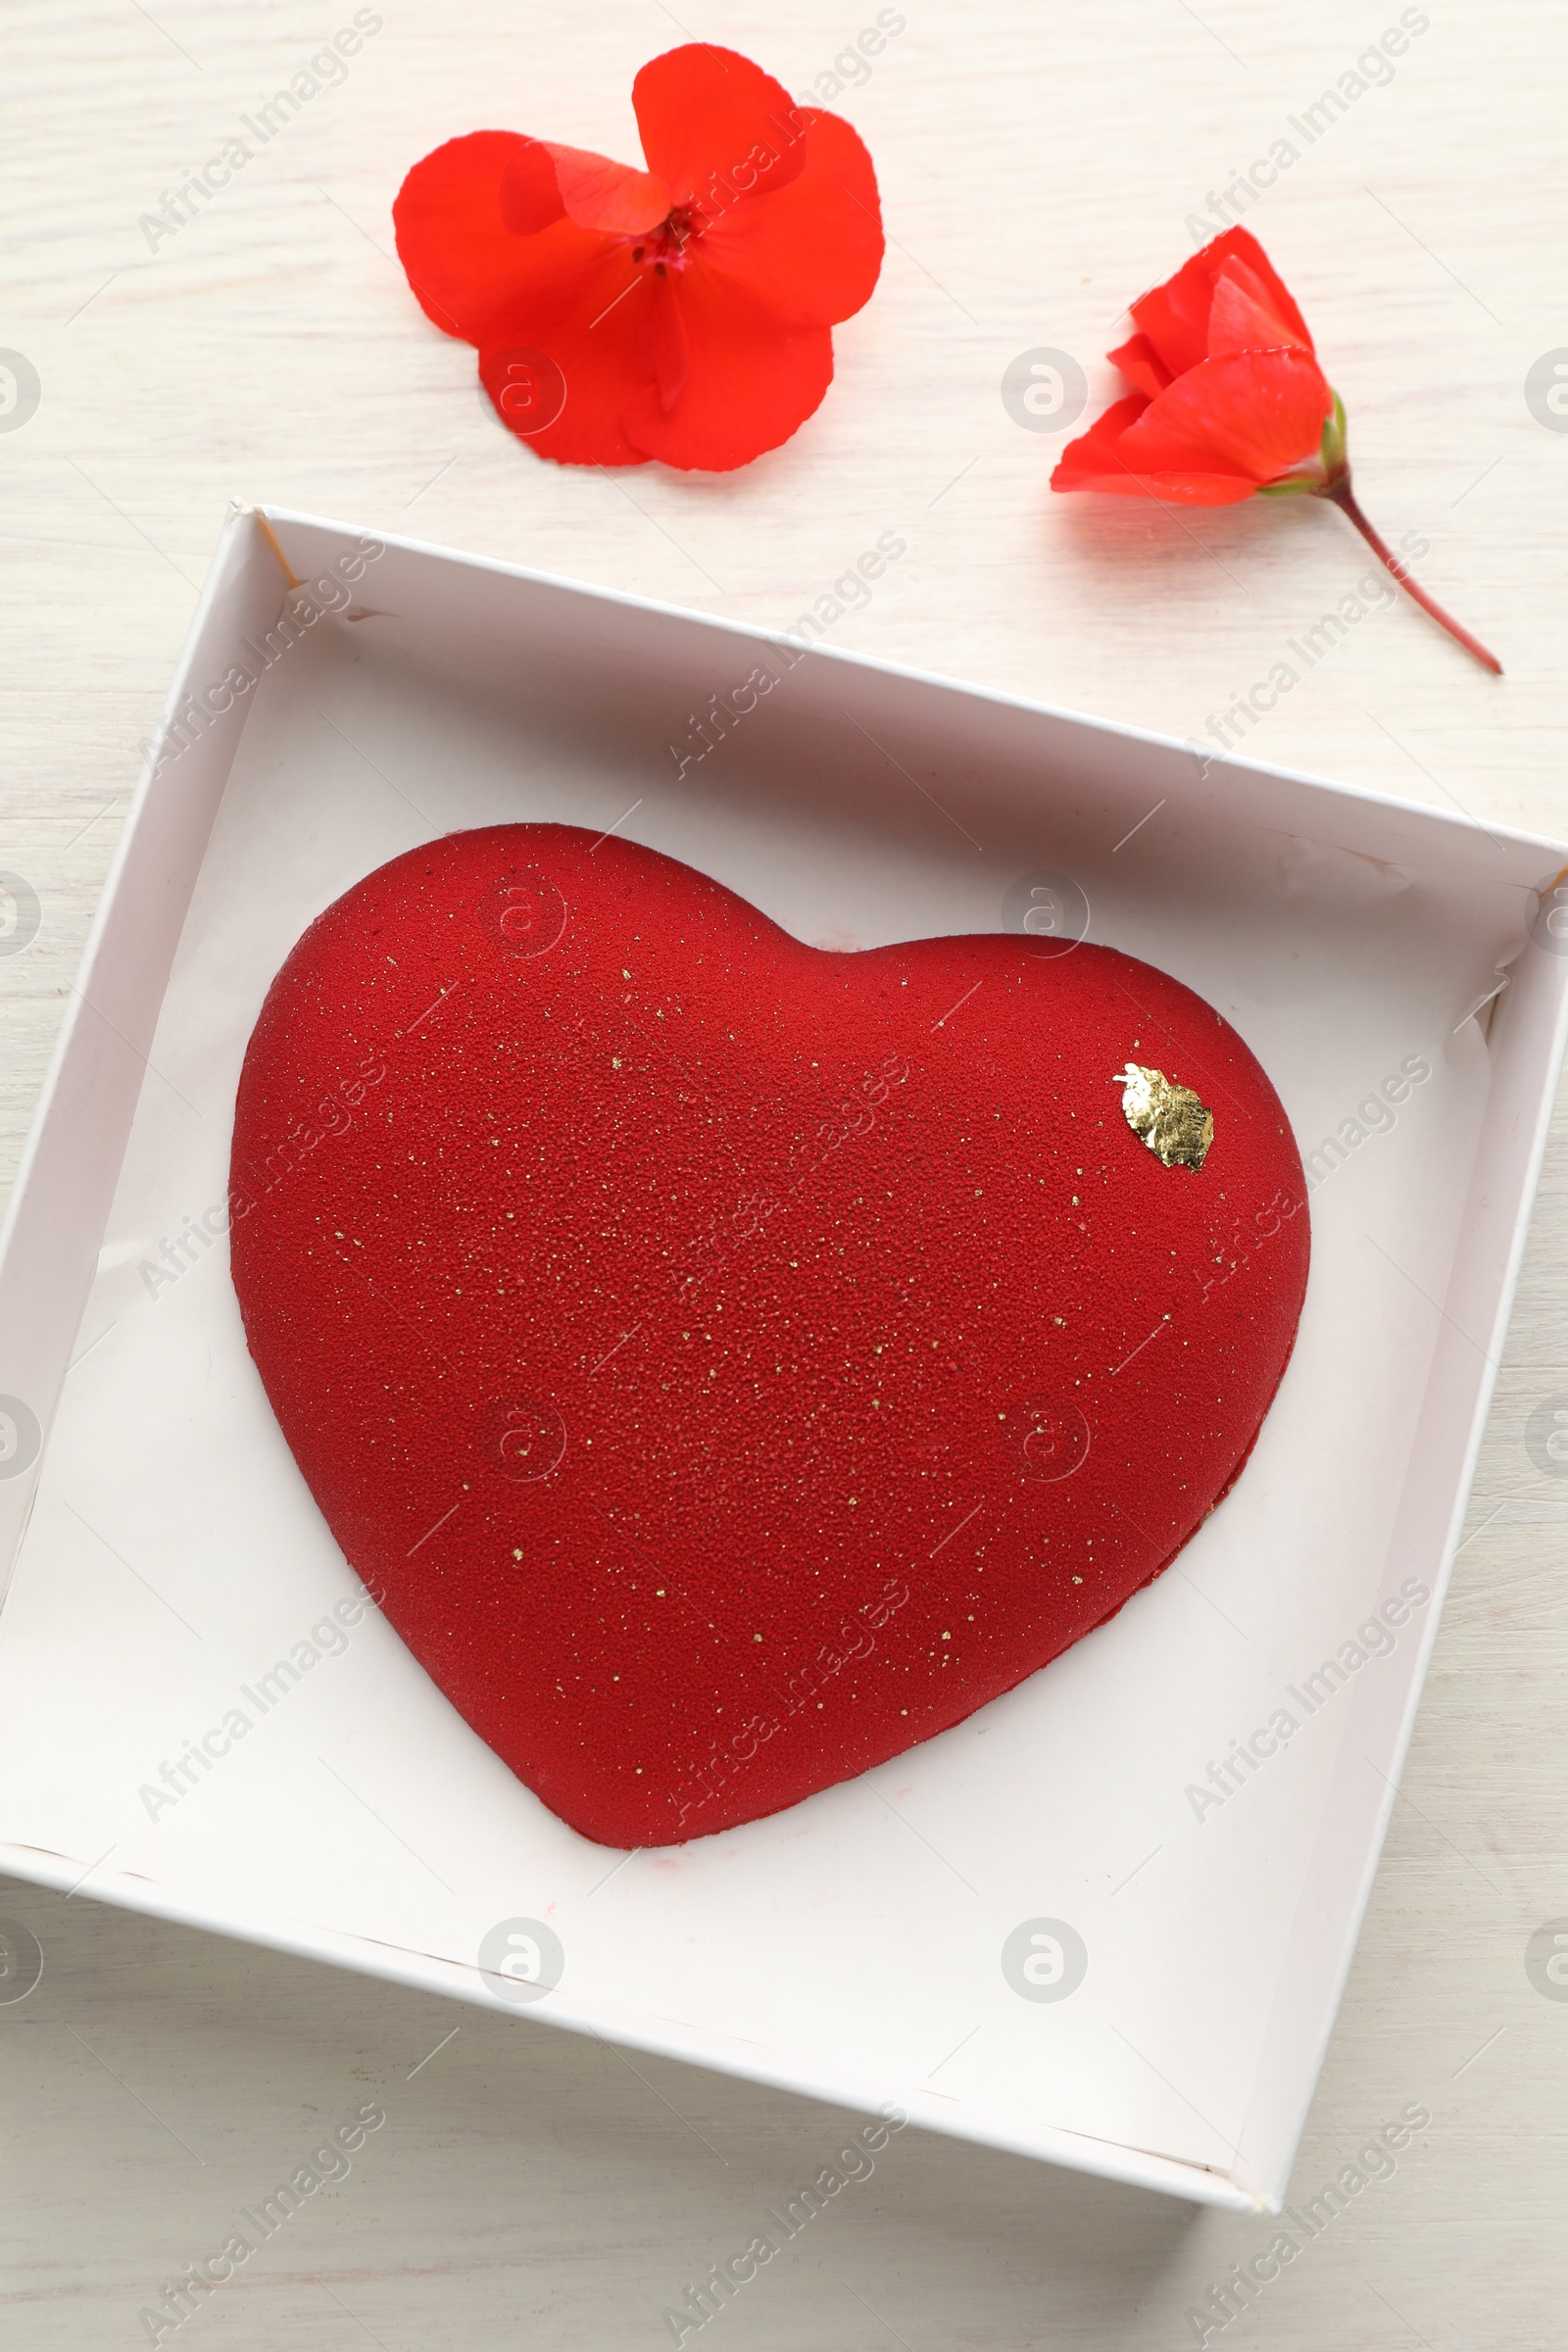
630 206 707 277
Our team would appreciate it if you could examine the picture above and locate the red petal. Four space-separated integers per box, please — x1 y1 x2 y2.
1059 468 1260 506
1209 231 1314 351
543 142 671 235
632 45 808 208
1106 332 1172 400
696 107 882 328
1118 348 1331 484
1054 467 1260 506
1051 392 1259 505
621 270 833 471
479 259 655 468
642 276 689 411
395 131 623 346
1130 227 1315 376
500 139 565 234
1052 392 1150 484
1206 258 1308 356
478 343 568 435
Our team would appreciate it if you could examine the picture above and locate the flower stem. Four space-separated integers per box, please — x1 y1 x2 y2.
1317 475 1502 676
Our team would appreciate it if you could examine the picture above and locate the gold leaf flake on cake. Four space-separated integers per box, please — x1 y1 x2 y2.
1114 1063 1213 1171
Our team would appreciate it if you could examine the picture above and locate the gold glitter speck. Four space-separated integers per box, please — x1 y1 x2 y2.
1115 1063 1213 1171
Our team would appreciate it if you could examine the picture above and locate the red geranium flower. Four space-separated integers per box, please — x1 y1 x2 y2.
393 45 883 473
1054 228 1331 506
1054 227 1500 673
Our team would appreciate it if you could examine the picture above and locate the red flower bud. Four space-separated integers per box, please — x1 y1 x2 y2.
1053 228 1500 673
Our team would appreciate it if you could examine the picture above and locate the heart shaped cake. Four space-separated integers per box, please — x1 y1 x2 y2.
230 824 1309 1847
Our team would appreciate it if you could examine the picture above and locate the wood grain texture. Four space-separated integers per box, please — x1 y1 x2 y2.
1 1 1565 2343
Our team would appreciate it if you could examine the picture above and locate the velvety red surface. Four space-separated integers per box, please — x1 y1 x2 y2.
230 824 1309 1848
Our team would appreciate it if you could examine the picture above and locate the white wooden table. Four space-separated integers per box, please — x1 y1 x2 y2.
3 3 1565 2343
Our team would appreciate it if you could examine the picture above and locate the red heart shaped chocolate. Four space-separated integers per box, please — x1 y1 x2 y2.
230 824 1309 1847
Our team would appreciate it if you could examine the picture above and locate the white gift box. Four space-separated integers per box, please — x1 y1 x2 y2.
1 505 1563 2212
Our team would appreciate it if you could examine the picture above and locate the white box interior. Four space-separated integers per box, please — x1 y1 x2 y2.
1 508 1563 2210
